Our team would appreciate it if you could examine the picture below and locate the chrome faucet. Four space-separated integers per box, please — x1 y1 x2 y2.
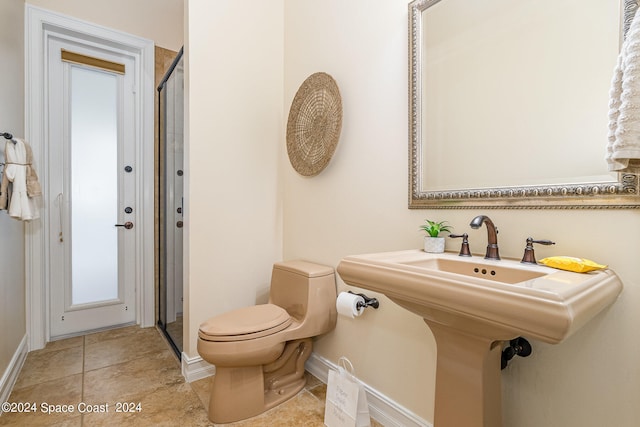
469 215 500 260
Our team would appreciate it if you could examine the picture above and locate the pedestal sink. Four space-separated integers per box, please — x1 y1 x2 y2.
337 250 623 427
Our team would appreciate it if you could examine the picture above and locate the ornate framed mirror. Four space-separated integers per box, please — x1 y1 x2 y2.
409 0 640 208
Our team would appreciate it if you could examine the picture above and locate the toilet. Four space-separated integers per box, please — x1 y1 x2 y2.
197 260 337 423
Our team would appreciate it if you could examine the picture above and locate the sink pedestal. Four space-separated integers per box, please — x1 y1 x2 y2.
337 250 623 427
427 321 503 427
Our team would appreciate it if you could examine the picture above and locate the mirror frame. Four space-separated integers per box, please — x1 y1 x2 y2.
409 0 640 209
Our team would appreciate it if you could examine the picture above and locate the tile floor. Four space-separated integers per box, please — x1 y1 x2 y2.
0 326 382 426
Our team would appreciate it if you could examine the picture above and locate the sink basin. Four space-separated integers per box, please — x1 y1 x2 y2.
337 249 623 427
401 257 547 285
337 249 622 344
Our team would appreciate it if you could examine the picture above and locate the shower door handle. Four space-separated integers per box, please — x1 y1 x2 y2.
115 222 134 230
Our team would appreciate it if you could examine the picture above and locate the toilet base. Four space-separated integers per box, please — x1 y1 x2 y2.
207 338 313 423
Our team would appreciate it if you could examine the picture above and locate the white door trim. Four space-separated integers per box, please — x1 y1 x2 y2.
25 5 155 350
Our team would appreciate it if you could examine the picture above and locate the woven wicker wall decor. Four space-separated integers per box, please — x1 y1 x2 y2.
286 72 343 176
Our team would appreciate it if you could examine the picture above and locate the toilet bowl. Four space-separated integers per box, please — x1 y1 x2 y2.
197 260 337 423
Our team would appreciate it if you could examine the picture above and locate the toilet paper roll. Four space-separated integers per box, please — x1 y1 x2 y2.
336 292 365 319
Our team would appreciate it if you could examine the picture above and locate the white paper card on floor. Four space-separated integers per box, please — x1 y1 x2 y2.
324 356 371 427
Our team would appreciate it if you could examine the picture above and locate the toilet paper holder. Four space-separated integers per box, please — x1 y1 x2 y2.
348 291 380 310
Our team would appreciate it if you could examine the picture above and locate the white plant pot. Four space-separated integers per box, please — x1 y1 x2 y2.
424 236 445 253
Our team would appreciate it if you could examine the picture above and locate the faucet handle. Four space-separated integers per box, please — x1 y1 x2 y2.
449 233 472 257
521 237 556 264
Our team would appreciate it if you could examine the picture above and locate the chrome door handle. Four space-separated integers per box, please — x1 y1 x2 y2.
115 222 134 229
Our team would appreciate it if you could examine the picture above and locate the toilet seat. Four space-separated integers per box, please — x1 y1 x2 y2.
199 304 292 342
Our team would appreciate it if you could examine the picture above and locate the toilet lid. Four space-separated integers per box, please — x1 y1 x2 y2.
198 304 292 342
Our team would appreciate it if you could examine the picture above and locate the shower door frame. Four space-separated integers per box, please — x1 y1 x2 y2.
25 6 155 350
157 48 185 356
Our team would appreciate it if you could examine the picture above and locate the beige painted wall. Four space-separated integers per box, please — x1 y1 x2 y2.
26 0 184 50
183 0 284 357
0 0 26 381
282 1 640 426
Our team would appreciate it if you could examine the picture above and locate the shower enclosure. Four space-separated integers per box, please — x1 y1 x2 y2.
158 48 184 356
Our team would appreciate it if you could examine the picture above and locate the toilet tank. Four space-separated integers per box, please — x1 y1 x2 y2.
269 260 337 335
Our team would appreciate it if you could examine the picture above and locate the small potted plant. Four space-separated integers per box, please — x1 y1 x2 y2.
420 219 452 253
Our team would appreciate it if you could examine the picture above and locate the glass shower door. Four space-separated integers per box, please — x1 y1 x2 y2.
158 48 184 355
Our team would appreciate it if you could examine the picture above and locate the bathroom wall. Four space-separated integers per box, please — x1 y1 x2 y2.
282 1 640 426
0 0 26 386
182 0 284 356
25 0 184 51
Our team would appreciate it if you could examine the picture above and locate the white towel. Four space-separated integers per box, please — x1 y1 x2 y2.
4 139 40 221
607 9 640 173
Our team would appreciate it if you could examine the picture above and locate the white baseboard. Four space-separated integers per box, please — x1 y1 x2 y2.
305 352 432 427
180 350 432 427
181 352 215 383
0 335 28 413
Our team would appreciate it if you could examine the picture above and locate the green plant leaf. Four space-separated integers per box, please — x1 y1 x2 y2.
419 219 453 237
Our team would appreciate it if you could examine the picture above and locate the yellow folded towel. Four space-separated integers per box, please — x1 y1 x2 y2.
539 256 607 273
